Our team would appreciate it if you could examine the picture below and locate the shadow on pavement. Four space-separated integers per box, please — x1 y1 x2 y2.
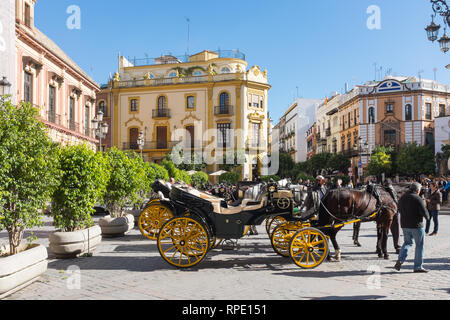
309 295 386 300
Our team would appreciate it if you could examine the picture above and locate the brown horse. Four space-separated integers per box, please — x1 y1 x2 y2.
309 187 398 261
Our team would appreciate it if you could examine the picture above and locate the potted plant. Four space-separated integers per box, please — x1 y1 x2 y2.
0 100 59 297
99 149 147 237
49 144 109 259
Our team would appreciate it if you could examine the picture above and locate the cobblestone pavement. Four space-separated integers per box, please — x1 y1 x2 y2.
1 214 450 300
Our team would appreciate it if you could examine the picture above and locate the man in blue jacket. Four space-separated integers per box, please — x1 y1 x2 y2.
394 182 430 273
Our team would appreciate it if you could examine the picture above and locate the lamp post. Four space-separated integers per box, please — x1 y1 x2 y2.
354 137 369 184
137 130 145 159
91 110 108 152
0 77 12 103
426 1 450 55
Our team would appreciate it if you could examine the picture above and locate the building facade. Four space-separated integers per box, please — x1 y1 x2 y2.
340 76 450 182
15 0 99 148
306 122 317 160
107 50 270 180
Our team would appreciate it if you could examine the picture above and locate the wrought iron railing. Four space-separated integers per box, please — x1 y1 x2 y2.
214 105 234 116
122 141 180 150
68 120 79 133
47 113 61 126
152 109 171 119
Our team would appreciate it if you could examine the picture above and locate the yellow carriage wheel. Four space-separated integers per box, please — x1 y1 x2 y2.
289 227 329 269
138 203 174 240
267 216 287 238
271 223 301 257
157 217 209 269
243 226 250 236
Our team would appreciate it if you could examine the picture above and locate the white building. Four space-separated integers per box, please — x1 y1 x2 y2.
277 98 322 162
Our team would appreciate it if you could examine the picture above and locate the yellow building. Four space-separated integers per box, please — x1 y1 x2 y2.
106 50 271 180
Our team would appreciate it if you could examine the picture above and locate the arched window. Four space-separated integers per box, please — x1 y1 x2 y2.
221 67 231 73
158 96 167 110
169 72 177 78
368 107 375 124
98 101 107 117
405 104 412 121
219 92 229 107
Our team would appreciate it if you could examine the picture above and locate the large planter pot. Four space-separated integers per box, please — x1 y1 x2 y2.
49 225 102 259
98 214 134 237
129 210 141 226
0 244 48 299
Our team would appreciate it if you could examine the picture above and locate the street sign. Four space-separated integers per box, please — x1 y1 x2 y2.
358 161 362 168
358 168 363 177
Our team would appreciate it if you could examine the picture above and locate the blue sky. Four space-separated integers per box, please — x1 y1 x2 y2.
35 0 450 122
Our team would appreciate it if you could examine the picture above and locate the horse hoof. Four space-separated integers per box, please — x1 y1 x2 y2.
354 241 362 247
384 254 389 260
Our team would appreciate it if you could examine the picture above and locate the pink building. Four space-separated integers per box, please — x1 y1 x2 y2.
15 0 99 148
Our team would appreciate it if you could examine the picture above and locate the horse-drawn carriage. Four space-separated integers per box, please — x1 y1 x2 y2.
143 179 334 269
138 178 398 270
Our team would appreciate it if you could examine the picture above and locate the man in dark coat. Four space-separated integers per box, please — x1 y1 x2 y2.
394 182 430 273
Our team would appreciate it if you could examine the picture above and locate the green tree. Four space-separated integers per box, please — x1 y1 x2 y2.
277 152 296 178
309 152 333 176
327 154 351 173
396 143 435 177
0 100 60 254
219 172 240 185
191 171 209 188
368 146 392 178
103 148 147 216
51 144 109 232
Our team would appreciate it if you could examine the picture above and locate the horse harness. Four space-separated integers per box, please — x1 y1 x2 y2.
318 187 383 229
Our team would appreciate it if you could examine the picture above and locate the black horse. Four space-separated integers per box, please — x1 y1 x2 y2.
303 186 398 261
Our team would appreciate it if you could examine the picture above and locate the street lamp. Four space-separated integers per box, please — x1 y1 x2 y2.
426 1 450 54
92 110 108 152
438 29 450 53
354 137 369 183
137 130 145 159
426 15 441 42
0 77 12 102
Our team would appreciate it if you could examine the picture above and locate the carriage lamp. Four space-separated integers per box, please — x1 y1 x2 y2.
0 77 12 100
426 15 441 42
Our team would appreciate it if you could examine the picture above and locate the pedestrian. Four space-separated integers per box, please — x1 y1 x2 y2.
394 182 430 273
425 182 442 237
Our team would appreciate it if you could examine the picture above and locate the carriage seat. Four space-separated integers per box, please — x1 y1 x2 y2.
217 187 268 215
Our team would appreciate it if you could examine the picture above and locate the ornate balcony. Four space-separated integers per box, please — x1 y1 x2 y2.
214 105 234 116
122 140 180 151
152 109 171 119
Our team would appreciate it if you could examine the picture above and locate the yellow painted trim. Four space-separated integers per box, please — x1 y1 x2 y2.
217 90 231 107
113 93 119 147
112 80 245 94
184 93 197 112
127 126 141 144
128 96 140 114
